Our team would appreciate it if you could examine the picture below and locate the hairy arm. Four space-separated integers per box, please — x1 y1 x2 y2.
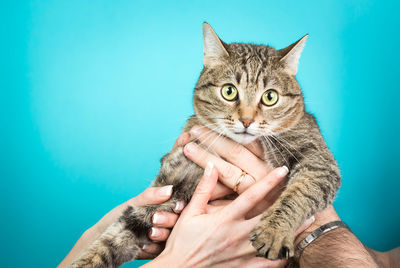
294 207 399 268
298 228 378 267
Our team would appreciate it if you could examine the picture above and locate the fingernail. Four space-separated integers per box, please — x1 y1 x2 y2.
185 143 198 154
190 126 201 136
142 244 151 251
153 213 167 225
277 166 289 177
204 161 214 177
305 215 315 225
150 227 161 238
158 185 173 197
174 201 185 212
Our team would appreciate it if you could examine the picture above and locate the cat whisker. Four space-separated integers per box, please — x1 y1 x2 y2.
204 130 225 153
195 127 220 144
261 136 280 167
266 132 302 167
272 133 307 160
262 135 290 167
196 122 222 133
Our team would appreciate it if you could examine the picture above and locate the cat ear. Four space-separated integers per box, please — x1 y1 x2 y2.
279 34 308 76
203 22 229 66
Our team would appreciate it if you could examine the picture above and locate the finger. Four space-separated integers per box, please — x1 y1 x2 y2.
148 227 171 242
208 199 232 206
210 182 234 200
218 223 288 267
225 166 289 219
190 125 270 178
172 132 191 150
128 185 173 207
245 179 287 219
137 243 163 259
294 215 316 237
184 142 257 193
206 200 233 214
244 139 265 159
172 200 186 214
205 204 224 214
152 212 179 228
183 162 218 216
246 214 262 226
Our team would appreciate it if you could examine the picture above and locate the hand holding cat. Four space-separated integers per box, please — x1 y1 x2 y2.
146 159 316 268
60 126 314 268
144 162 293 268
58 186 184 267
180 126 286 217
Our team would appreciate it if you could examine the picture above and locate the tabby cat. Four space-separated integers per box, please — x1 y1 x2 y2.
70 23 341 267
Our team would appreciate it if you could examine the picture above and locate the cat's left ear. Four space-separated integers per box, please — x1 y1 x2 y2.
278 35 308 76
203 22 229 66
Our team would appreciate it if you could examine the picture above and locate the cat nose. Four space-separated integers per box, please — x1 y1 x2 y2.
240 118 254 128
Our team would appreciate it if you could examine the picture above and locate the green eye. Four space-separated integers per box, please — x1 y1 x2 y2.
221 84 238 101
261 89 279 106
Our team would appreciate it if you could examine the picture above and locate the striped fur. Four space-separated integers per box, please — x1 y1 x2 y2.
70 23 340 267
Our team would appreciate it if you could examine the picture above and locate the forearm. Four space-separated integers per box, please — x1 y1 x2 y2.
293 207 379 268
296 228 379 268
58 227 100 268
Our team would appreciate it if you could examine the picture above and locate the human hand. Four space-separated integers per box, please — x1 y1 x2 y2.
172 131 235 200
182 125 286 217
95 186 187 259
145 162 293 268
58 186 184 268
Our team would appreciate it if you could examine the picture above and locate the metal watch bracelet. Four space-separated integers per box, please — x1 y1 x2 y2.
295 220 350 258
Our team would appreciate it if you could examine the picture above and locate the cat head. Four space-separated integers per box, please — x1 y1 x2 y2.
193 23 308 144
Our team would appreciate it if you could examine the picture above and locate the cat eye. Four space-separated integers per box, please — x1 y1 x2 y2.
261 89 279 106
221 84 238 101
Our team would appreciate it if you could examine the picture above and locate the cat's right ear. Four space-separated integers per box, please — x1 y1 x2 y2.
278 35 308 76
203 23 229 67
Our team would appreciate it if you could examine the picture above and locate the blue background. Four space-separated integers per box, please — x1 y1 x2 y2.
2 1 399 267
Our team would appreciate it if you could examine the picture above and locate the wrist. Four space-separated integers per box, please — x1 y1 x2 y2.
293 207 341 262
294 215 340 247
57 227 100 268
294 208 341 247
294 220 380 267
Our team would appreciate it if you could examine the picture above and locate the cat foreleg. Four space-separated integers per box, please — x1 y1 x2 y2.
250 168 340 260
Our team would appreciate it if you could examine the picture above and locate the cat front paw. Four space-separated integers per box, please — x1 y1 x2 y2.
250 222 294 260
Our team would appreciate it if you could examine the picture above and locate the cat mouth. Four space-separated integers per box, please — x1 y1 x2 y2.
234 131 255 136
230 130 259 144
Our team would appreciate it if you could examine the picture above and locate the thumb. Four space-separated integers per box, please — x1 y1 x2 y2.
184 162 218 216
128 185 173 207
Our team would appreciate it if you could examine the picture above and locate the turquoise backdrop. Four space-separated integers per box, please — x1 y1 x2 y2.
2 1 399 267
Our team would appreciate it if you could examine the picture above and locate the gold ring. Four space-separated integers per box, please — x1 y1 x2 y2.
233 171 247 193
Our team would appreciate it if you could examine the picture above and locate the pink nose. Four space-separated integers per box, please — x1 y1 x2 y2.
240 118 254 128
